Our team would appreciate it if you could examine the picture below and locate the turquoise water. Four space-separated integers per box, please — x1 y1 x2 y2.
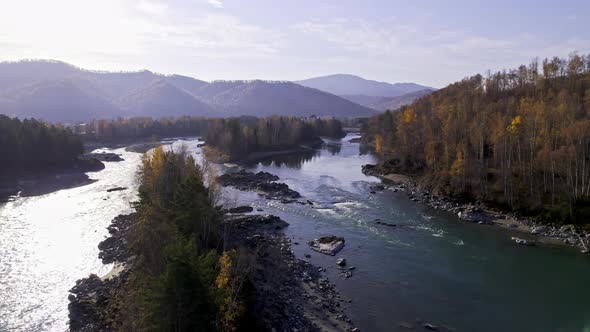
197 135 590 332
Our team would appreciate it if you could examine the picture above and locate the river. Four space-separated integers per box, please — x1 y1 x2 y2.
0 148 141 331
1 135 589 331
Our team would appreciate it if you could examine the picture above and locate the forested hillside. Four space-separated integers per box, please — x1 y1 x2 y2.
80 116 212 141
363 54 590 224
0 115 83 172
205 116 345 161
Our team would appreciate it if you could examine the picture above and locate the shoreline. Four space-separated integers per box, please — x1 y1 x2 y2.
83 135 199 154
362 164 590 253
68 211 357 331
202 141 324 165
0 159 105 203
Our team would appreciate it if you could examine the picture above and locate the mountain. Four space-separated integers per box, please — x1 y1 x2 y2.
339 89 434 111
117 80 215 118
0 78 120 122
187 80 374 117
0 60 376 122
164 75 209 97
370 89 433 111
296 74 433 98
81 70 162 99
0 60 80 91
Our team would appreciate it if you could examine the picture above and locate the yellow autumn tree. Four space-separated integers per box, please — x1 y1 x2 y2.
450 148 465 176
216 249 245 332
375 134 383 154
507 115 522 135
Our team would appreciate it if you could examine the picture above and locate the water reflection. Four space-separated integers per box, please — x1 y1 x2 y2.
249 149 320 169
358 142 374 155
324 142 342 155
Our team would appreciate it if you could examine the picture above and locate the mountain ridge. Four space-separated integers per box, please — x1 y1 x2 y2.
296 73 434 98
0 60 376 122
348 89 434 111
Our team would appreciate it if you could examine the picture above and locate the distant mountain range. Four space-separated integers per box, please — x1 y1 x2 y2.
340 89 434 111
0 60 376 122
296 74 435 111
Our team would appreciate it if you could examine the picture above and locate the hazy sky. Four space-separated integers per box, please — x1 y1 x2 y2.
0 0 588 88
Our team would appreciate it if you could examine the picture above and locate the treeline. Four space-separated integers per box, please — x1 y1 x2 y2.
79 116 211 141
112 147 252 331
0 115 83 173
364 53 590 224
205 116 345 160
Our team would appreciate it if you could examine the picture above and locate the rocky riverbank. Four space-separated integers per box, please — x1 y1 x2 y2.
0 157 105 203
68 211 357 332
68 213 135 331
223 214 357 331
362 164 590 253
217 170 303 203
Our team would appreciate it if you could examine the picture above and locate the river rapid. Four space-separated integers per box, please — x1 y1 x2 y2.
1 135 589 331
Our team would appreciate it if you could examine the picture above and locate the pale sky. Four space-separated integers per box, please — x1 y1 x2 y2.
0 0 588 88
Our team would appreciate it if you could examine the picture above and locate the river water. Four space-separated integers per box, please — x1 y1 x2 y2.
1 135 589 331
0 148 141 332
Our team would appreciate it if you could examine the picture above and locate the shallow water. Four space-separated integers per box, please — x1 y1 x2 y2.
1 136 590 332
0 148 140 332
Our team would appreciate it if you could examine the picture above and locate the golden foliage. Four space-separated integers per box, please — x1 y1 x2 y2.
215 249 246 332
403 108 417 124
450 148 465 176
375 134 383 154
507 115 522 135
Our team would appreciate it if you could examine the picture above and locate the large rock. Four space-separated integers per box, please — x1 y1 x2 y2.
458 206 493 224
225 214 289 232
511 236 536 246
361 164 379 176
84 152 124 162
228 206 254 214
531 226 548 235
308 236 345 256
217 170 301 201
560 224 576 233
106 187 127 193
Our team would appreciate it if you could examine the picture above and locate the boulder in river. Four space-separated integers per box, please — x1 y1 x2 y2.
424 323 439 331
308 236 345 256
228 206 254 214
370 184 386 191
217 170 301 202
361 164 379 176
106 187 127 193
225 214 289 232
84 152 123 162
336 258 346 266
511 236 536 246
